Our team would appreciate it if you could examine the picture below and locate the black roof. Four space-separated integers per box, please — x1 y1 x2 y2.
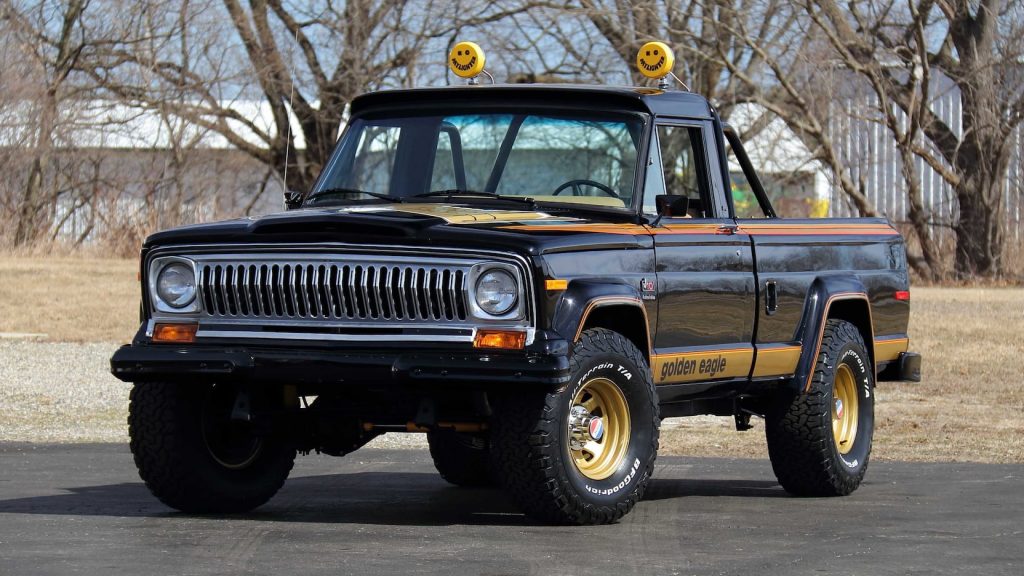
350 84 714 119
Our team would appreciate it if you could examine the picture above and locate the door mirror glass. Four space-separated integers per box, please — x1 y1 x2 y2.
655 194 689 217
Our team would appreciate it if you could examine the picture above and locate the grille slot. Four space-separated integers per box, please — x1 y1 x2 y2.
199 260 470 322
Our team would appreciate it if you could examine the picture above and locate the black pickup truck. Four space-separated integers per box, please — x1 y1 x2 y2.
111 83 920 525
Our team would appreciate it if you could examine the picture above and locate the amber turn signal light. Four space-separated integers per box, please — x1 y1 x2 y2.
474 329 526 350
153 323 198 343
545 279 568 291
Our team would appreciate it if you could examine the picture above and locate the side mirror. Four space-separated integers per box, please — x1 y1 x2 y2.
655 194 689 217
284 190 304 210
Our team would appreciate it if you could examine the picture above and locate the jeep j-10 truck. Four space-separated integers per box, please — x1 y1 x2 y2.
111 42 920 525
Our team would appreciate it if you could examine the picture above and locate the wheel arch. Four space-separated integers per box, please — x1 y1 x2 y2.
793 277 876 393
550 280 652 365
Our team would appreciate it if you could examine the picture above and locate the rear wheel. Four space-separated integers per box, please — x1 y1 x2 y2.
766 319 875 496
490 328 659 524
427 431 495 487
128 382 296 513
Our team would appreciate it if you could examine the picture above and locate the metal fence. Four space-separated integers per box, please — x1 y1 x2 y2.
826 73 1023 246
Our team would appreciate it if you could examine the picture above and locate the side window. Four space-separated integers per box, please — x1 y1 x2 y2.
641 131 666 215
430 129 457 190
644 125 711 218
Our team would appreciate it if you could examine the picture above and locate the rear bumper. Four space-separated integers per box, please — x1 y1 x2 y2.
110 340 571 388
878 351 922 382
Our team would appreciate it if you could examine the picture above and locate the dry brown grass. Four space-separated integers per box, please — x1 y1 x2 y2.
0 255 139 342
1 255 1022 462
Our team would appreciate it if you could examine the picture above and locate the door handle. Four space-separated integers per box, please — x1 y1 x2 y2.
765 281 778 315
715 224 738 235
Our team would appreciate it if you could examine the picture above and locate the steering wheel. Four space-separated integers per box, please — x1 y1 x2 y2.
552 179 621 199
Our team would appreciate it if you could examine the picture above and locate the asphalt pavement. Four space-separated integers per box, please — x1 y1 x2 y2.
0 443 1021 575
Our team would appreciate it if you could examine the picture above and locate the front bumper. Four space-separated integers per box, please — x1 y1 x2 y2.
110 339 571 388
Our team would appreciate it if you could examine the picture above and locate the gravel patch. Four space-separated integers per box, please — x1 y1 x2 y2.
0 341 130 442
0 341 425 449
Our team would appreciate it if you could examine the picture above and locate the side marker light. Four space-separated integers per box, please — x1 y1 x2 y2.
474 330 526 350
546 279 568 291
153 323 198 343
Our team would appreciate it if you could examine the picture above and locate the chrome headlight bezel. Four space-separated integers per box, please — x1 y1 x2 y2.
467 263 525 321
148 256 199 313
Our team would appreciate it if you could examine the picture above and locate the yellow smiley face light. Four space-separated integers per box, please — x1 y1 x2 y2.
636 41 675 79
448 41 486 79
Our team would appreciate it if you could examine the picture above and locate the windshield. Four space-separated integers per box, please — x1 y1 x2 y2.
310 112 644 209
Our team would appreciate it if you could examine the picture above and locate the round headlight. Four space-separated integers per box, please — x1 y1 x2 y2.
475 269 518 316
156 263 196 308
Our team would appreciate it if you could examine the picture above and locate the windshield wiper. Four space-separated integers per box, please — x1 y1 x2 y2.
411 189 497 199
410 189 537 209
307 187 403 205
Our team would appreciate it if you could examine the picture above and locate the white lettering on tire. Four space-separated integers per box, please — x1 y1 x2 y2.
577 363 613 387
584 458 641 495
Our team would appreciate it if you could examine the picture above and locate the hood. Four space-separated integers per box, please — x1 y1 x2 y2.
144 203 648 255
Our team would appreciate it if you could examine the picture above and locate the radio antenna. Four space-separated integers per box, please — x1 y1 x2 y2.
282 26 299 196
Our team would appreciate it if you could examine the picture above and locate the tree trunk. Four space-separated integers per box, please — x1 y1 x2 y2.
950 75 1011 278
14 156 47 246
899 146 944 280
954 169 1005 278
946 1 1010 278
14 89 58 246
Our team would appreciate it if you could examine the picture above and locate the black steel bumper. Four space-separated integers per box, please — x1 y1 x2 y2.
110 340 571 388
877 351 922 382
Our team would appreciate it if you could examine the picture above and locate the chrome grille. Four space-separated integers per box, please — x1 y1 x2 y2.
198 259 469 322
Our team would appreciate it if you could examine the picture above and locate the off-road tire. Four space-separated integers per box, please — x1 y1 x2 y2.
128 382 296 513
427 431 495 487
490 328 659 524
766 319 875 496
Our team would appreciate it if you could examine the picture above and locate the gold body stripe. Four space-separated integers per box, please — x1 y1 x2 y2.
504 222 898 236
649 337 904 386
751 345 802 378
652 347 753 385
874 337 909 362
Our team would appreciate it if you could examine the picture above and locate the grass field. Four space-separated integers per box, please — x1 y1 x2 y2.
0 256 139 342
1 255 1022 463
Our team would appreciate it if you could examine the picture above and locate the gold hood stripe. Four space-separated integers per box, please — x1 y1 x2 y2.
340 204 570 224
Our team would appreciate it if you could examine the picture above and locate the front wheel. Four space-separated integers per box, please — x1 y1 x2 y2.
490 328 659 524
766 319 875 496
128 382 296 513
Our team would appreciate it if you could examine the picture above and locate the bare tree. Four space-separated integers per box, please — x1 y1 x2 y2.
807 0 1024 278
82 0 552 194
0 0 92 246
570 0 800 116
560 2 888 217
560 0 1022 279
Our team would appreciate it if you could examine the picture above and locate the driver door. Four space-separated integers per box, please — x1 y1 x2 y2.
644 121 756 390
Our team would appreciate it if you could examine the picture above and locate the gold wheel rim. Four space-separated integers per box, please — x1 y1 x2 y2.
832 364 860 455
568 377 630 481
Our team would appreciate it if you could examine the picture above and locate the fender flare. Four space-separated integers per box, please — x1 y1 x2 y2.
550 279 652 360
792 276 876 393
